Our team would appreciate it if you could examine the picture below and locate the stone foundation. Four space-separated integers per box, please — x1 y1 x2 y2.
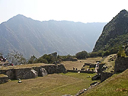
0 64 66 80
115 57 128 73
15 68 38 79
101 72 113 82
0 75 8 84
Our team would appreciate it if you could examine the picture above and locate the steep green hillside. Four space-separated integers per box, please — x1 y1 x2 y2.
0 15 106 58
81 69 128 96
93 9 128 53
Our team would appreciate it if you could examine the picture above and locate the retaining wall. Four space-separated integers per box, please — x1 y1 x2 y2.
115 57 128 73
0 64 66 80
101 72 113 82
0 75 8 84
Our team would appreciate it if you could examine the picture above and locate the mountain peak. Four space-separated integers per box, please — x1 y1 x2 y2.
119 9 127 14
15 14 26 18
7 14 26 22
0 15 106 58
117 9 128 17
93 9 128 52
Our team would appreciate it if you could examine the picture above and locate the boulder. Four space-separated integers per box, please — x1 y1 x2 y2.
39 68 48 76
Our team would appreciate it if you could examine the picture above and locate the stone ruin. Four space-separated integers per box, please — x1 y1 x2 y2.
0 74 8 84
115 57 128 73
81 63 96 72
0 64 66 83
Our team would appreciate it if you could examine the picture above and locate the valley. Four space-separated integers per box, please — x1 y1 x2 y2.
1 9 128 96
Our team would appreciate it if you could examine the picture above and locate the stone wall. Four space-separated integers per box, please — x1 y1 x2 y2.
115 57 128 73
6 69 15 79
57 64 67 73
83 63 96 68
42 65 57 74
97 63 105 74
15 68 38 79
0 75 8 84
0 64 66 80
101 72 113 82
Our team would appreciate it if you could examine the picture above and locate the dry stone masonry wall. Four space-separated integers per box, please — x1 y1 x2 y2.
115 57 128 73
0 64 66 81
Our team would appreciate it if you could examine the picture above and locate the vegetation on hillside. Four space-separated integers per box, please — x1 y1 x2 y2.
76 51 88 59
93 9 128 56
81 69 128 96
6 50 26 65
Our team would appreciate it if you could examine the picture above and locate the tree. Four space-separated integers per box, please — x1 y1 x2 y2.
0 53 2 56
76 51 88 59
28 55 37 64
34 57 48 63
89 52 98 57
102 50 110 57
7 50 26 65
117 45 126 57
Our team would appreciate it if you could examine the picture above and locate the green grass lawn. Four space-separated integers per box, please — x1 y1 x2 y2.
81 69 128 96
0 72 98 96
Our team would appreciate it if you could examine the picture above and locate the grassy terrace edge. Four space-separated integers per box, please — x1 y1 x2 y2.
81 69 128 96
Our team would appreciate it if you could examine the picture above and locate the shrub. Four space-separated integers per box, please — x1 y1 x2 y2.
76 51 88 59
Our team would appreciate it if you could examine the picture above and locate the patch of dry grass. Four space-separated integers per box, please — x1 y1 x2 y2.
62 57 102 70
0 74 8 77
0 63 54 70
102 54 117 72
0 72 98 96
81 69 128 96
0 57 102 96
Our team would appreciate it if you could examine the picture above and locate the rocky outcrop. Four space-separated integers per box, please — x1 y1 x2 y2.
93 9 128 53
115 57 128 73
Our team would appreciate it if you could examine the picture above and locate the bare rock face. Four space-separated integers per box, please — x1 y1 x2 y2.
15 68 38 79
93 9 128 53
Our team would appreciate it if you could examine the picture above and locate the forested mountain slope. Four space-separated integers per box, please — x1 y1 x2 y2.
93 9 128 53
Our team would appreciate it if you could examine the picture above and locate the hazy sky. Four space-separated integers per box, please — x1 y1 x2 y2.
0 0 128 24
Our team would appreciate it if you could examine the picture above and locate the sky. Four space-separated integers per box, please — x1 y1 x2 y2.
0 0 128 24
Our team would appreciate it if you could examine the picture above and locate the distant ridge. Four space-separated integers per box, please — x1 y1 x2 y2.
0 14 106 58
93 9 128 53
